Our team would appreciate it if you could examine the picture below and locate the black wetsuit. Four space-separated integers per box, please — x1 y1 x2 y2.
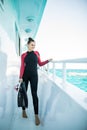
22 51 38 114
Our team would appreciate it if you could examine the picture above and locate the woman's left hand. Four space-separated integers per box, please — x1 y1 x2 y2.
48 58 53 62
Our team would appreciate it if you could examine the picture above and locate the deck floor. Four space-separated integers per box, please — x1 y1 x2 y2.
0 66 87 130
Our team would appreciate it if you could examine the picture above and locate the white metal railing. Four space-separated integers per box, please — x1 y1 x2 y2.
40 58 87 111
41 57 87 87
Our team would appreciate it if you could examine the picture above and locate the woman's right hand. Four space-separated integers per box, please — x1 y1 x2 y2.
19 78 23 83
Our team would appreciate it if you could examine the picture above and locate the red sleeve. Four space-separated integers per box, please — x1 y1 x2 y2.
19 52 27 78
34 51 49 66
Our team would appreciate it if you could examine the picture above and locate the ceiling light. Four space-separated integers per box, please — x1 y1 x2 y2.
25 28 32 33
26 16 35 22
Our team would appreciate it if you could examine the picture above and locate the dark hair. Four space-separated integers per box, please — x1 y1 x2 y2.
27 37 35 44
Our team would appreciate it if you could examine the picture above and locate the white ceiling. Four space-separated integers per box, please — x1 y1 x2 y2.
15 0 47 40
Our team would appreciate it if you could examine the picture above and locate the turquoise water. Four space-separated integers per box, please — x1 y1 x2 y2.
50 69 87 92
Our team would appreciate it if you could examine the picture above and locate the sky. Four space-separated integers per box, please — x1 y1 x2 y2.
35 0 87 60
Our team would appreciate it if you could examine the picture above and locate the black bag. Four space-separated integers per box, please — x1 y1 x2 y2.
17 82 28 108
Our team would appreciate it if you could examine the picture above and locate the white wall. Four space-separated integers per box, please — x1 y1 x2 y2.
0 1 19 129
38 70 87 130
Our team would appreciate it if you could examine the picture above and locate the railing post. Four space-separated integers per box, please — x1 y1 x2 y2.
62 62 66 87
53 62 55 79
47 63 49 74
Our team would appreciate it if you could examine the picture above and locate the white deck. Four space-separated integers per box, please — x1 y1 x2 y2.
0 65 87 130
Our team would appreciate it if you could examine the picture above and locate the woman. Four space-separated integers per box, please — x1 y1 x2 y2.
19 37 52 125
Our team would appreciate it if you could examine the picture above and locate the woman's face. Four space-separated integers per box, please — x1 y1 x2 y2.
28 41 35 51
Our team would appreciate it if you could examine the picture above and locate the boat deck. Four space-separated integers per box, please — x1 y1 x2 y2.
0 66 87 130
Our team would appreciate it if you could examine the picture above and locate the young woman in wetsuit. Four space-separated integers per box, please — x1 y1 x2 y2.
19 37 52 125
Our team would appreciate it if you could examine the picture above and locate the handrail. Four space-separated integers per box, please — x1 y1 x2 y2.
51 57 87 63
41 57 87 88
